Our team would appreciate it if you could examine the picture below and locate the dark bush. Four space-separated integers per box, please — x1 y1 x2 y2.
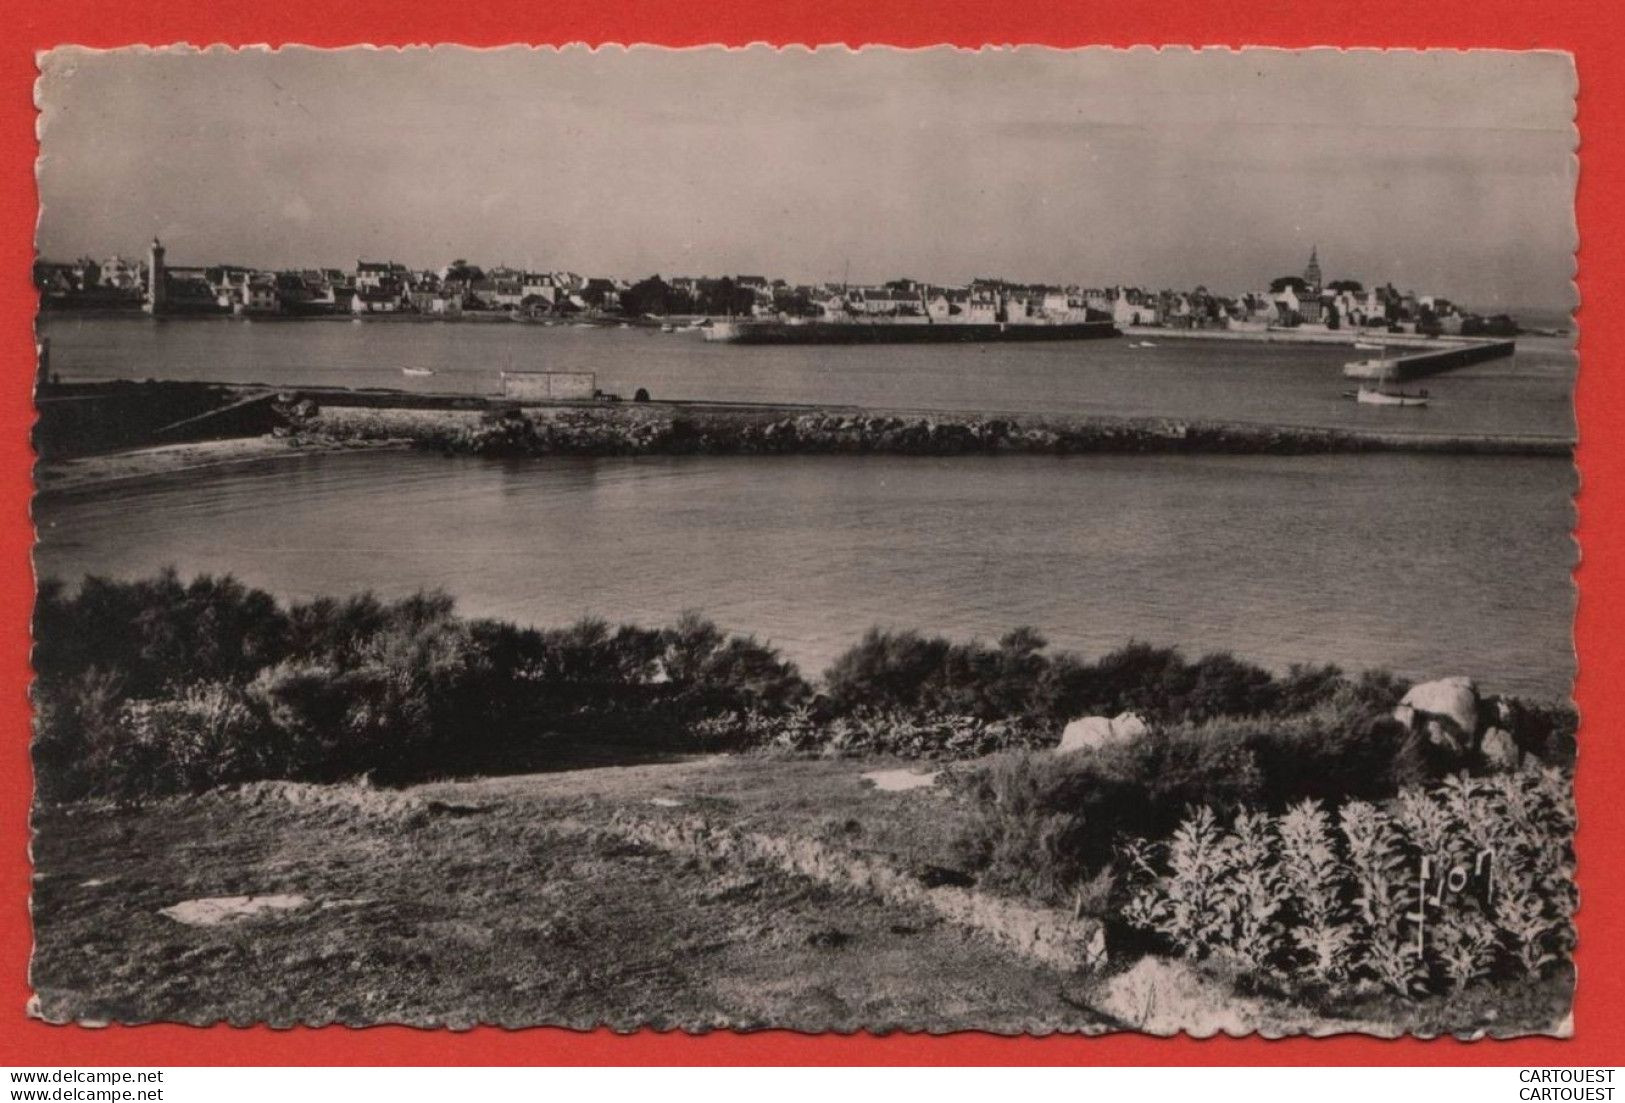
826 632 1288 727
952 753 1097 903
35 570 289 696
1274 662 1347 714
1081 641 1191 717
823 627 952 714
664 617 809 715
952 694 1455 906
32 668 128 801
1515 699 1579 767
113 681 276 797
32 573 812 799
1168 651 1281 721
32 572 1567 815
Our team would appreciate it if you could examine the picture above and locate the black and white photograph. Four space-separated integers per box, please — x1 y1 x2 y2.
28 45 1578 1036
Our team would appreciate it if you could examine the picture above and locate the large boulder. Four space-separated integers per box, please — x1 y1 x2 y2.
1057 711 1149 753
1112 711 1150 740
1396 676 1480 739
1058 717 1114 752
1479 727 1522 772
1425 718 1465 756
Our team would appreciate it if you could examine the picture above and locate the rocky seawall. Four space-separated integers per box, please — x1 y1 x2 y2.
304 401 1573 458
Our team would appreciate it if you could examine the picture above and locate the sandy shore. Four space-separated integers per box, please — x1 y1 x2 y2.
33 434 407 497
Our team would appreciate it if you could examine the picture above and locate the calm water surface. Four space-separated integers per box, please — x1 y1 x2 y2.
34 450 1576 698
38 315 1576 440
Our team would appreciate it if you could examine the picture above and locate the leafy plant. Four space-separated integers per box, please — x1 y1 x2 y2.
1340 800 1428 996
1277 799 1354 985
1223 807 1286 978
1122 771 1575 1003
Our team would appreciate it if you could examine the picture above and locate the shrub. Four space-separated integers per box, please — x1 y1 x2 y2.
32 573 816 797
822 628 953 714
823 631 1344 729
1122 769 1576 1002
700 707 1052 760
31 571 1572 812
35 570 289 695
1196 704 1435 808
1119 805 1233 959
1061 641 1189 719
952 731 1265 906
112 681 274 796
32 668 128 802
951 696 1460 908
1514 699 1578 767
952 753 1095 904
1276 800 1355 985
660 612 809 715
1271 663 1346 715
1169 651 1282 721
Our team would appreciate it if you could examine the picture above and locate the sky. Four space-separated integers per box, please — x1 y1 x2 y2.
34 46 1578 310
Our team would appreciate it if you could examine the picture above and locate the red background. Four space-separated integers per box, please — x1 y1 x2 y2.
1 0 1617 1067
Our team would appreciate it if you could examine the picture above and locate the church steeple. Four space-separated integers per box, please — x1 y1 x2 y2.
1304 245 1323 294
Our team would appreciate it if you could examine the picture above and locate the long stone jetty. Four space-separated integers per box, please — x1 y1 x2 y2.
1342 339 1518 381
34 380 1572 473
305 396 1572 458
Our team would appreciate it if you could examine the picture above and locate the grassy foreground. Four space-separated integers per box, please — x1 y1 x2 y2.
30 755 1570 1035
31 757 1110 1032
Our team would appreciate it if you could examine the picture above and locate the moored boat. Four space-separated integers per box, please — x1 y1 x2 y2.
1344 384 1429 407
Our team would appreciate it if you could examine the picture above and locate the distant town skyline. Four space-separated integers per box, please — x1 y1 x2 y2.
35 46 1578 310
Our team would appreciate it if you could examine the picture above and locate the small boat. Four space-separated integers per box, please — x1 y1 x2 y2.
1353 341 1384 351
660 323 676 333
1344 384 1429 407
1137 340 1157 348
401 367 435 378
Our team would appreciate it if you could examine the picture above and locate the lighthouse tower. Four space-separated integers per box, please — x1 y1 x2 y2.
144 236 166 314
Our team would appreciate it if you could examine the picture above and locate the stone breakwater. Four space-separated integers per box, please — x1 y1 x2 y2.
304 401 1572 458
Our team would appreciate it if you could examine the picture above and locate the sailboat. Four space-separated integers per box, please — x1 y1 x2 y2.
1341 339 1429 406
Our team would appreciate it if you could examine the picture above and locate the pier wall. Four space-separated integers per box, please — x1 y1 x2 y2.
1343 340 1518 381
32 380 1572 464
308 401 1572 458
1124 325 1481 350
